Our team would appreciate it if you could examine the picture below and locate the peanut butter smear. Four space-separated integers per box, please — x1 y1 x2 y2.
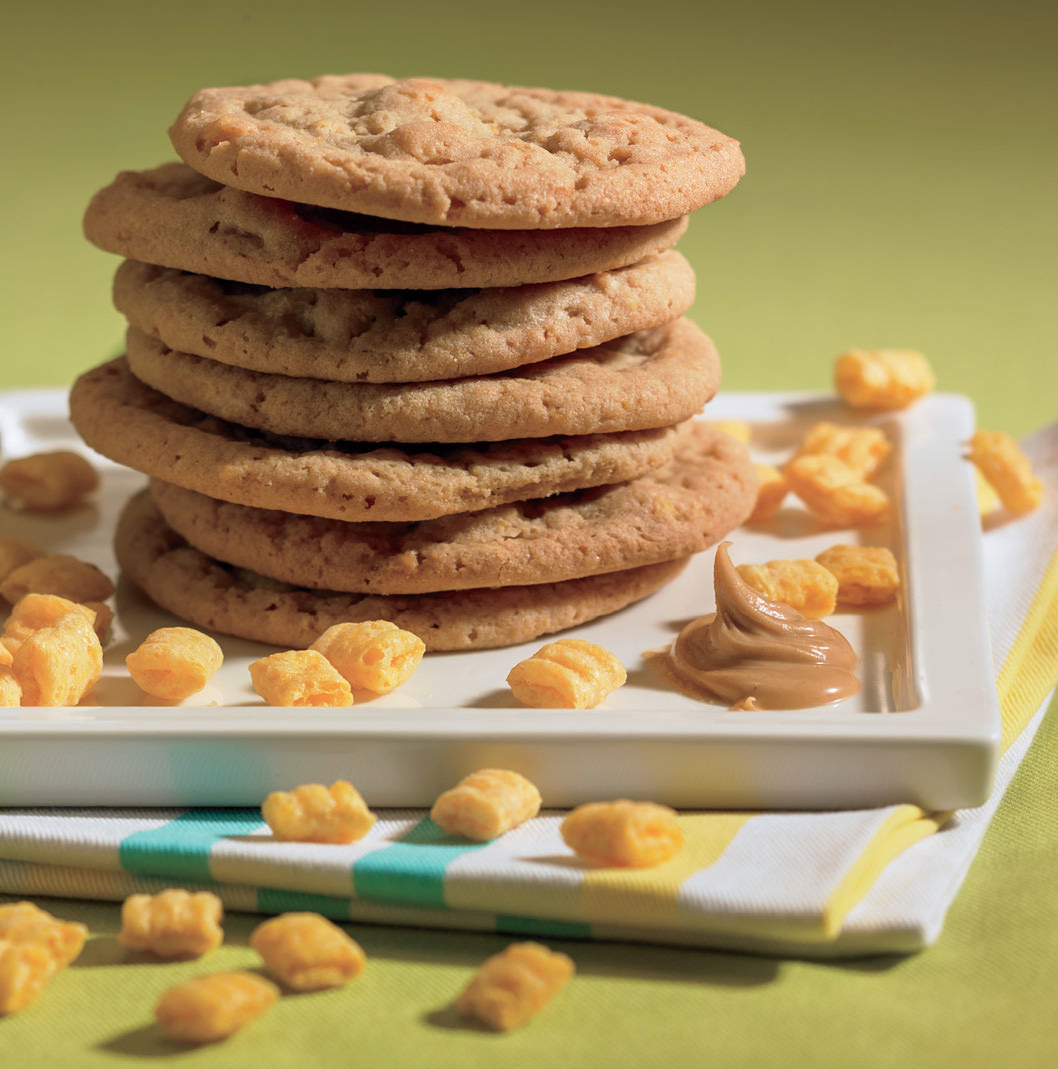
668 542 861 710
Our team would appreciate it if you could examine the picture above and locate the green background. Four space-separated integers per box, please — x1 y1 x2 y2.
2 0 1057 1064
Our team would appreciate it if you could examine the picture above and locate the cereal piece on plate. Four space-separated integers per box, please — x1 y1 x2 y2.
834 348 935 410
0 902 88 967
0 666 19 706
0 941 58 1015
507 638 626 709
561 799 684 868
310 620 424 694
118 889 224 959
126 627 223 701
968 430 1044 517
815 545 901 607
12 612 102 707
0 451 99 512
0 554 115 605
456 942 574 1032
1 593 97 656
0 537 45 583
431 769 542 842
793 422 891 479
748 463 787 523
735 558 839 619
784 454 891 527
262 780 376 844
250 912 365 991
154 970 278 1044
249 649 352 707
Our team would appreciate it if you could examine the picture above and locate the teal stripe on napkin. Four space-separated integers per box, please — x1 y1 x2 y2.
257 887 354 919
118 809 263 883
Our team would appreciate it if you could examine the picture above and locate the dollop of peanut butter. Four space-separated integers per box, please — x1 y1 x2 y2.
668 542 861 709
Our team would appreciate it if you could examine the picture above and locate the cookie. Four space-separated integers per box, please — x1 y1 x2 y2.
169 76 744 228
84 163 690 290
124 318 721 443
69 359 685 521
115 489 690 651
146 422 755 594
112 250 696 383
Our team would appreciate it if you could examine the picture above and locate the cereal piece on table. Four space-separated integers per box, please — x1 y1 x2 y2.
736 558 839 619
784 454 891 527
118 890 223 959
0 451 99 512
310 620 425 694
430 769 542 842
250 912 365 991
0 537 45 583
456 942 574 1032
507 638 626 709
834 348 935 410
815 545 901 607
126 627 223 701
154 970 278 1044
0 554 115 605
262 780 376 844
748 463 788 523
968 430 1044 517
0 902 88 967
561 800 684 868
793 422 891 479
12 612 102 707
249 649 353 707
0 941 58 1015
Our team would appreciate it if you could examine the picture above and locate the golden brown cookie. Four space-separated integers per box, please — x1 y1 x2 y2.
146 422 756 594
123 319 721 443
69 359 685 521
115 489 690 651
169 75 745 229
83 163 689 290
112 251 695 383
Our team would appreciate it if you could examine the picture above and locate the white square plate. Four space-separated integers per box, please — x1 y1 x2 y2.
0 389 1000 810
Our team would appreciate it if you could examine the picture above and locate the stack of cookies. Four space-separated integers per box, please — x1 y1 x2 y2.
71 75 756 651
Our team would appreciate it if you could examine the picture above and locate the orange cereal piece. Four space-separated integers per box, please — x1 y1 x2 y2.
456 942 574 1032
310 620 425 694
834 348 935 410
12 612 102 707
0 451 99 512
0 537 45 583
262 780 376 844
249 649 352 707
126 627 224 701
431 769 542 842
0 667 19 706
118 890 224 959
507 638 626 709
251 912 366 991
0 902 88 968
973 465 1001 517
561 799 684 868
2 593 97 655
0 941 57 1015
794 422 891 479
748 463 788 523
736 558 839 619
0 554 115 605
968 431 1044 517
154 970 278 1044
784 454 891 527
815 545 901 607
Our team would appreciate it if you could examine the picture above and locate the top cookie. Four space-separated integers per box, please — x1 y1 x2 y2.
169 75 744 228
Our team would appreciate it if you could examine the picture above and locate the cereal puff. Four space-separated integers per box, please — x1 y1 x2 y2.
249 649 352 707
126 627 223 701
0 941 58 1015
310 620 424 694
456 942 575 1032
0 554 115 606
0 450 99 512
834 348 935 410
12 612 102 707
262 780 376 844
561 800 684 868
747 463 788 523
794 422 891 480
154 971 278 1044
251 913 366 991
736 558 839 619
784 454 891 527
0 902 88 968
968 431 1044 517
815 545 901 607
118 890 224 959
507 638 626 709
0 667 20 707
1 593 97 657
431 769 542 842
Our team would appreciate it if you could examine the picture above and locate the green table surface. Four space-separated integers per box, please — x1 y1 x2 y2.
2 0 1056 1064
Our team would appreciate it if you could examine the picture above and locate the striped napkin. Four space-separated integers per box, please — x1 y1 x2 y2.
1 423 1055 957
